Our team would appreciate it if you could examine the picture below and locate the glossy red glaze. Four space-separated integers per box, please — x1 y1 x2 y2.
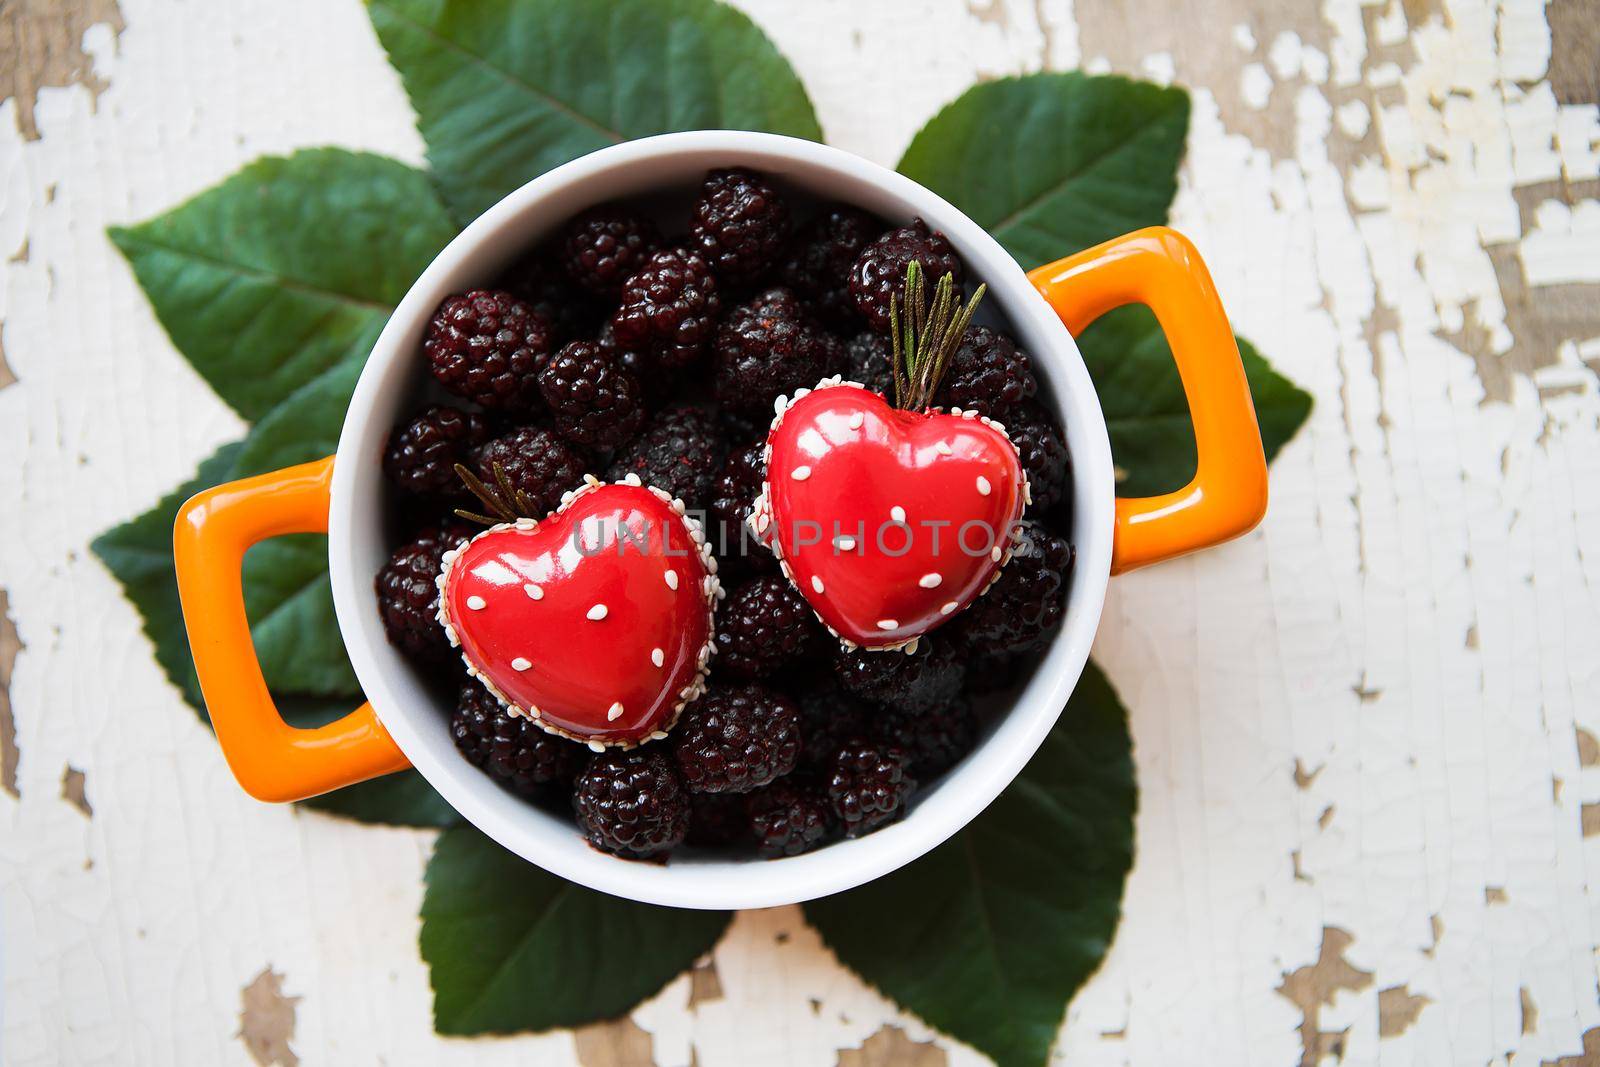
757 384 1026 649
439 483 715 745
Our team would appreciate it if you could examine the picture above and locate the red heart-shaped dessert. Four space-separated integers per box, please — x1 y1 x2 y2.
437 479 719 748
751 380 1028 650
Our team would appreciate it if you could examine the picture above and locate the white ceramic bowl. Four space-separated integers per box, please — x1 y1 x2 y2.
181 130 1266 910
334 132 1113 909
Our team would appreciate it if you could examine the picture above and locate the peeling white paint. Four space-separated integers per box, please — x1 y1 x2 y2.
1266 30 1303 81
1521 200 1600 286
1555 105 1600 181
1336 98 1371 140
1373 1 1408 47
1240 62 1273 110
1138 51 1175 88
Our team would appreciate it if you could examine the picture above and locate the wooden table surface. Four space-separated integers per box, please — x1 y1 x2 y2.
3 0 1599 1064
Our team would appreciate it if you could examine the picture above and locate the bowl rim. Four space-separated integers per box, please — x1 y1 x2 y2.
329 130 1116 909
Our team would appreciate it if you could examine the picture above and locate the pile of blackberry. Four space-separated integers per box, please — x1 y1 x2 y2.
372 168 1076 862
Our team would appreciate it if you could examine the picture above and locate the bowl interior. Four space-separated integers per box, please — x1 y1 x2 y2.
330 132 1115 909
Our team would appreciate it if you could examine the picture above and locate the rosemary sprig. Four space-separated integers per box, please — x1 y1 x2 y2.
889 260 987 411
453 462 540 525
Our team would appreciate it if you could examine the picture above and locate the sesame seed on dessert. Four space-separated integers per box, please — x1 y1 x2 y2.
940 601 959 615
936 441 953 456
792 465 812 481
890 505 906 523
651 648 665 668
811 575 825 594
976 475 992 496
511 657 532 671
835 535 856 551
523 584 543 600
466 595 486 610
587 603 608 620
876 619 899 630
607 702 624 722
919 573 943 588
664 570 679 590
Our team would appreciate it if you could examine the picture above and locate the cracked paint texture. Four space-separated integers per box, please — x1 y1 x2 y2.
0 0 123 141
0 589 20 797
238 967 299 1067
2 0 1599 1065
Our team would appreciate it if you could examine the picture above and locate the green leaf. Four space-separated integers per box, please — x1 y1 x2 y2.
369 0 823 224
231 360 365 698
804 664 1136 1067
1078 305 1313 497
302 770 462 828
421 826 732 1034
89 434 357 713
99 150 462 828
895 74 1311 497
93 445 458 827
91 361 460 827
898 73 1189 270
230 358 363 475
109 149 456 421
92 444 245 712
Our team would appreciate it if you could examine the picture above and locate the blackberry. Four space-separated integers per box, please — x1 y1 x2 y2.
685 792 752 848
827 738 916 837
561 206 661 297
708 441 776 575
833 638 966 713
713 576 819 680
690 168 790 283
874 700 978 779
963 652 1025 697
611 247 722 370
374 523 472 663
537 340 647 451
795 681 871 771
714 406 771 448
747 777 834 857
778 204 883 329
956 520 1072 656
425 289 553 411
451 681 584 794
935 326 1036 416
712 288 839 416
1008 404 1071 513
472 425 588 519
573 748 690 859
605 405 726 512
850 219 964 331
598 319 669 406
842 331 895 396
499 251 602 345
383 405 491 499
670 683 801 794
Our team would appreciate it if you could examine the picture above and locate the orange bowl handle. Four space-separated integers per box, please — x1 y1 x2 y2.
173 456 409 802
1028 227 1268 574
